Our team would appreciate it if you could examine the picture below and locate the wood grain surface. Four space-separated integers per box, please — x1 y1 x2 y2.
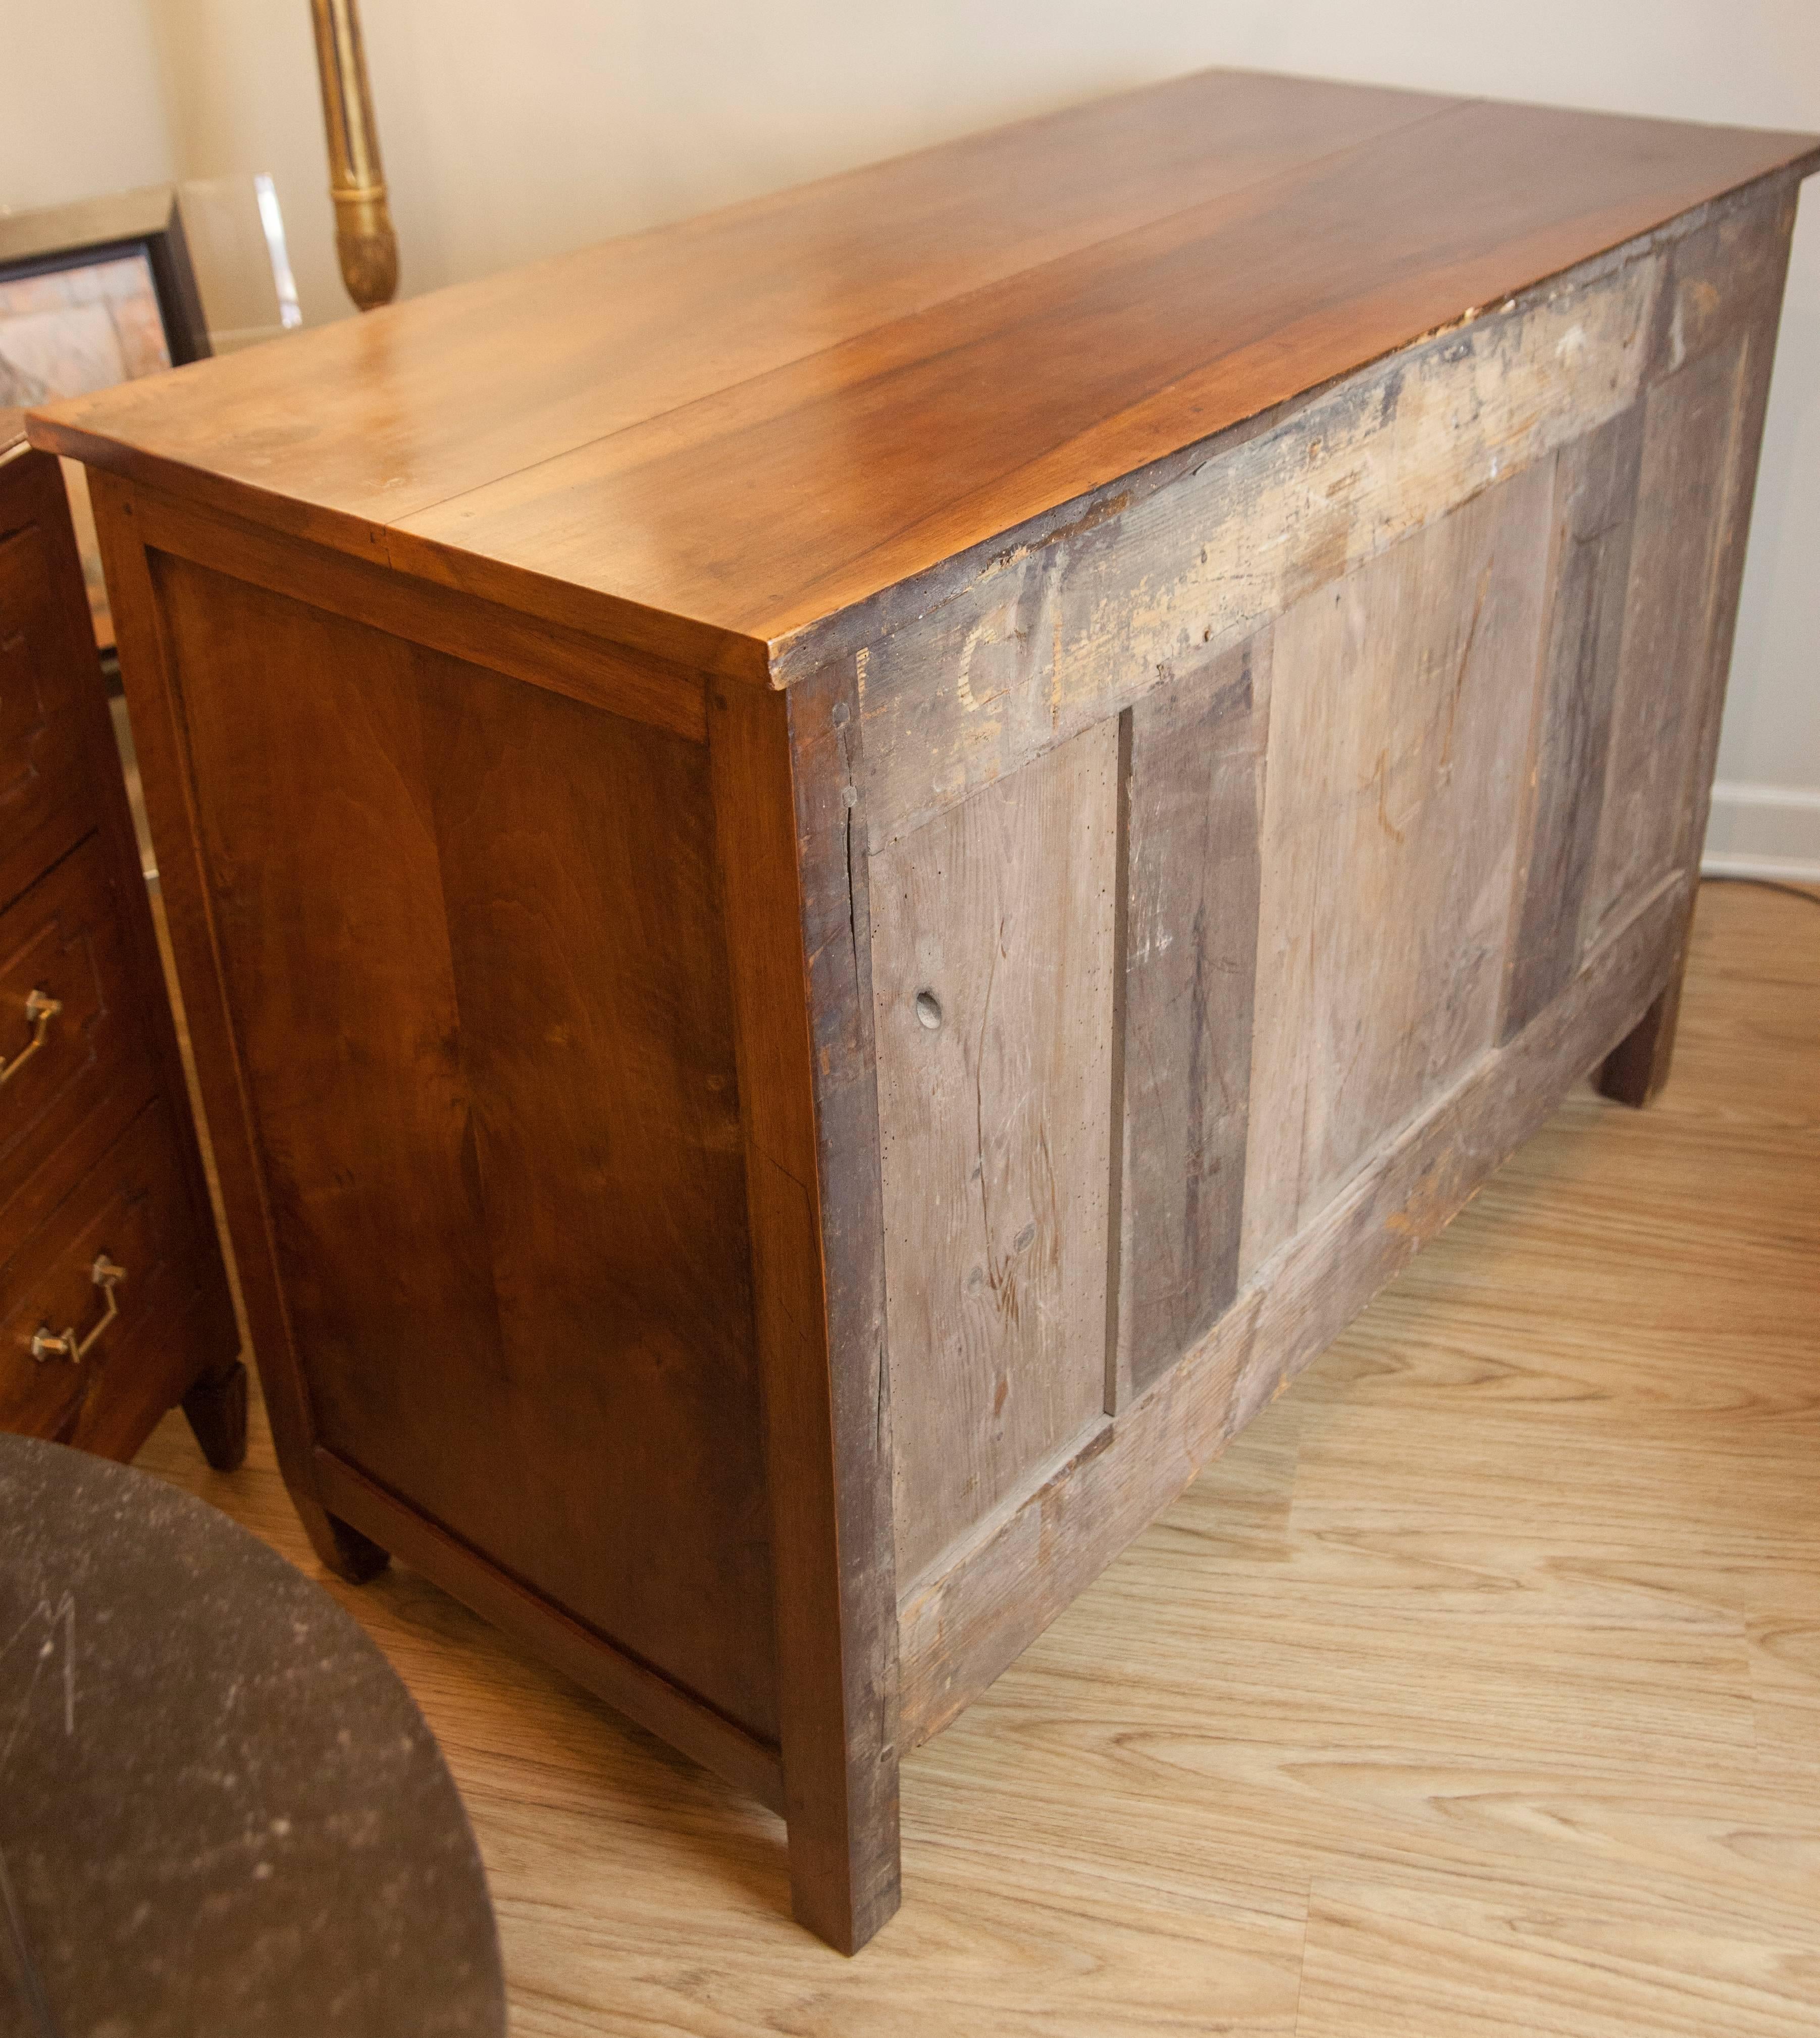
711 679 902 1951
1587 196 1794 1111
149 551 780 1746
870 723 1119 1584
1499 406 1645 1039
27 76 1818 674
0 835 158 1253
898 869 1688 1745
0 417 240 1472
1240 465 1554 1278
774 658 906 1950
1116 636 1268 1402
1587 337 1756 945
0 515 98 911
136 876 1820 2032
851 232 1659 843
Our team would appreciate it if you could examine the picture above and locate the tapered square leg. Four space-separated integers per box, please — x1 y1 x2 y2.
786 1757 902 1955
180 1357 249 1470
304 1502 392 1584
1597 971 1684 1107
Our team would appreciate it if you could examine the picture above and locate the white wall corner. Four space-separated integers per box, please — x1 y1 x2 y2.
1701 781 1820 883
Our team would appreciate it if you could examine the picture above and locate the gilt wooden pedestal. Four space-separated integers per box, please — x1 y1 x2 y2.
30 70 1818 1953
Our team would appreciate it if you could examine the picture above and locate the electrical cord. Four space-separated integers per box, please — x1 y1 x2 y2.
1699 873 1820 911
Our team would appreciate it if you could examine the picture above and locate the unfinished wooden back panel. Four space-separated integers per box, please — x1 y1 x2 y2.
881 181 1795 1726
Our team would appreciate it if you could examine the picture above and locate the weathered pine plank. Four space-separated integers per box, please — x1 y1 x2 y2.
1115 633 1270 1405
1579 173 1797 955
1647 175 1800 387
871 721 1119 1586
1583 335 1753 947
1499 407 1645 1040
855 250 1660 850
1660 194 1797 890
1598 199 1796 1106
897 871 1688 1746
1238 465 1555 1281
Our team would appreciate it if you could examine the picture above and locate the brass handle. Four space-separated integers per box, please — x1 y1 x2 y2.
0 989 61 1088
31 1255 127 1365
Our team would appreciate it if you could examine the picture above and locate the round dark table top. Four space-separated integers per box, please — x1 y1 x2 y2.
0 1435 504 2037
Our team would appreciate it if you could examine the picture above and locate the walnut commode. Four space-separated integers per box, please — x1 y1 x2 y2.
33 70 1818 1951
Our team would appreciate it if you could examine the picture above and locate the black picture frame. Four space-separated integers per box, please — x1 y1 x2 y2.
0 183 212 375
0 186 214 651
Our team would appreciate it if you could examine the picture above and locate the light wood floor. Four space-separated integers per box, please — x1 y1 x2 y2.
138 879 1819 2035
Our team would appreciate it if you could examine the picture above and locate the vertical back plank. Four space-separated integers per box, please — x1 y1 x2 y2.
1598 197 1797 1104
1583 335 1754 945
871 722 1119 1585
710 677 901 1954
1666 262 1793 883
1116 634 1270 1403
1241 463 1554 1278
1500 409 1644 1038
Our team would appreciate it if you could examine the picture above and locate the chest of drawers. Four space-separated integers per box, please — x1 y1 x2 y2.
32 72 1818 1950
0 419 240 1466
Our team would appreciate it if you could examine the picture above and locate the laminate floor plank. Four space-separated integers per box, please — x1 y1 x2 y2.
135 879 1820 2033
1296 1872 1820 2038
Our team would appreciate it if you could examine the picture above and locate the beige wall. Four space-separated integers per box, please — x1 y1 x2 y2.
6 2 1817 870
0 0 174 206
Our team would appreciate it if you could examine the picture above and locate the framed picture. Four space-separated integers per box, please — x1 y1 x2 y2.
0 186 213 647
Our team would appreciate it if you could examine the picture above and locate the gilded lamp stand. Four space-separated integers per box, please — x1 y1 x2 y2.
309 0 399 311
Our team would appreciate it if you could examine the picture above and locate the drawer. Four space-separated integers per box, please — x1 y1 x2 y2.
0 834 160 1244
0 518 92 911
0 1101 206 1447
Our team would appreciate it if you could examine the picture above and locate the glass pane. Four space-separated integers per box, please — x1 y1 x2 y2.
178 173 304 352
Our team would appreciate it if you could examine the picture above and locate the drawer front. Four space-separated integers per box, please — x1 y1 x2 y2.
0 835 159 1244
0 518 91 909
0 1102 204 1446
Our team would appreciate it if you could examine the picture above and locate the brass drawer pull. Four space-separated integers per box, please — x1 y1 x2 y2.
31 1254 127 1365
0 989 62 1088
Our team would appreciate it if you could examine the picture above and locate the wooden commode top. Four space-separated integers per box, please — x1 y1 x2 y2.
27 70 1819 681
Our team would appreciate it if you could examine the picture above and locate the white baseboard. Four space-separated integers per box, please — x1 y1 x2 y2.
1701 782 1820 885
